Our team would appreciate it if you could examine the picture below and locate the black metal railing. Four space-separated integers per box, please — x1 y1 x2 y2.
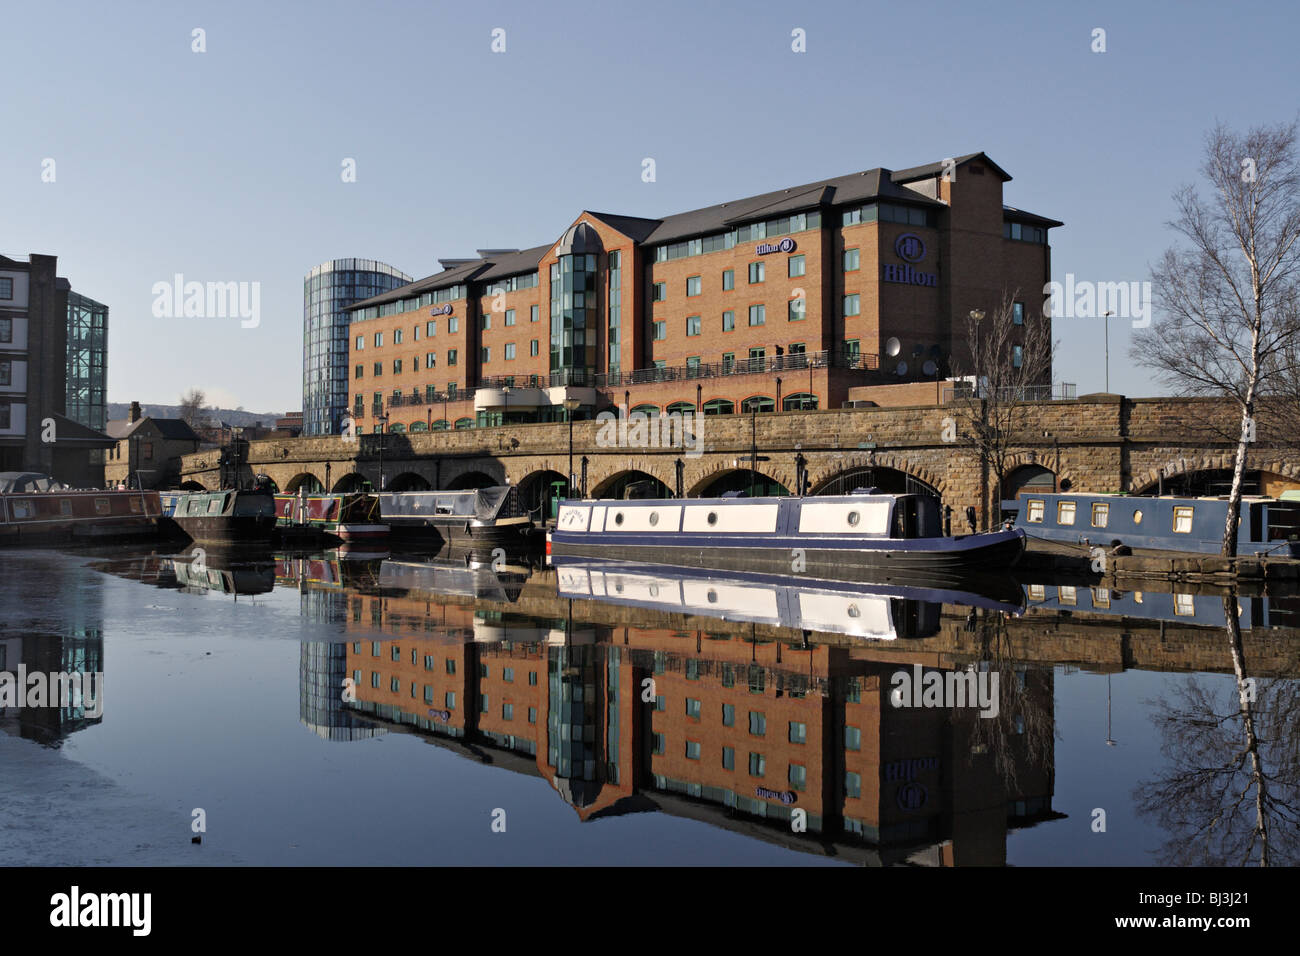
594 347 878 388
941 382 1077 403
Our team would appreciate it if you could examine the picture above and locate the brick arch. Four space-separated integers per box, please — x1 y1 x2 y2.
998 452 1075 494
805 453 946 499
1130 454 1300 494
439 459 506 490
685 461 794 498
587 459 677 498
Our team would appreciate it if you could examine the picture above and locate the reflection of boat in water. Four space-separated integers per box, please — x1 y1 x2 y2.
170 551 276 595
378 487 537 556
1022 581 1300 629
548 492 1025 578
376 557 532 604
159 489 278 546
0 472 161 544
552 558 1024 640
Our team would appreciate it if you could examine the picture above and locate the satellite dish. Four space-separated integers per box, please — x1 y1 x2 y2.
885 337 901 357
923 360 937 376
895 361 908 376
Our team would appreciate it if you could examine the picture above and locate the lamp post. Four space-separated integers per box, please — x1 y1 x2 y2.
376 411 389 491
563 398 581 499
1102 310 1114 392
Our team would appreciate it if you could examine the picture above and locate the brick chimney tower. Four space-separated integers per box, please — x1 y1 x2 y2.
129 401 142 423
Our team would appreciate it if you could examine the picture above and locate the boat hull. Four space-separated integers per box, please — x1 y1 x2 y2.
0 489 162 545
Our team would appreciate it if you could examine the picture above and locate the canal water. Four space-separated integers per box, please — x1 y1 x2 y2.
1 547 1295 867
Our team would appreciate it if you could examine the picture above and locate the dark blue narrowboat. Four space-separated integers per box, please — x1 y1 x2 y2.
1013 493 1300 557
553 558 1024 640
546 492 1025 579
1020 581 1300 630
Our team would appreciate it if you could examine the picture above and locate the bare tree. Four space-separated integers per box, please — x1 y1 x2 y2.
178 389 207 429
1132 120 1300 557
949 290 1054 528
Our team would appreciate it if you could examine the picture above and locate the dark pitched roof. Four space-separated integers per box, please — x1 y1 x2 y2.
478 244 551 282
105 417 202 442
346 259 494 311
1002 204 1065 228
583 211 662 243
891 151 1011 183
48 413 115 447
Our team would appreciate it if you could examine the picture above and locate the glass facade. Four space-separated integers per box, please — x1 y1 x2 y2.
65 292 108 432
303 258 411 435
549 254 598 387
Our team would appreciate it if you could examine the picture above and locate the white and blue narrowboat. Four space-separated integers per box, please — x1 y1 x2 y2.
546 492 1025 579
1013 493 1300 557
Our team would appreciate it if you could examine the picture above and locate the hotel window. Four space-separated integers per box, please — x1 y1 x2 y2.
504 343 516 360
426 352 436 368
1012 345 1023 368
423 686 433 703
530 304 539 322
1059 585 1078 606
1026 499 1045 522
423 655 435 670
845 772 861 799
355 364 363 379
1092 502 1109 527
528 671 537 686
654 695 666 711
652 282 667 302
722 310 735 332
1013 302 1024 325
391 646 402 661
788 721 806 744
686 356 701 376
722 352 735 372
503 667 514 683
1058 500 1076 525
448 316 459 333
845 726 861 751
394 329 403 344
373 362 382 376
445 691 456 709
447 349 458 365
749 753 766 777
390 677 400 692
374 332 383 347
393 359 402 373
446 659 456 674
748 304 765 326
722 746 735 770
789 764 806 791
686 741 701 760
413 326 421 341
749 711 766 736
355 335 364 350
371 672 380 688
788 298 804 321
0 278 11 299
844 293 860 317
844 339 860 361
722 269 735 291
652 733 665 755
686 276 702 297
653 320 666 340
703 399 735 416
530 339 539 356
481 696 489 714
788 254 805 278
722 703 735 726
528 707 537 723
481 313 491 330
687 315 701 336
505 308 516 326
481 346 490 363
748 262 765 284
1173 506 1195 533
502 703 513 720
0 318 10 342
843 248 860 272
427 320 436 336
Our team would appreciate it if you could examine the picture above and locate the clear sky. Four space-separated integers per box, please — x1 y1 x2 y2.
3 0 1296 413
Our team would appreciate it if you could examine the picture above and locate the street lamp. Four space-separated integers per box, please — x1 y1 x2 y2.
968 309 985 397
376 411 389 491
1102 310 1114 392
563 398 582 499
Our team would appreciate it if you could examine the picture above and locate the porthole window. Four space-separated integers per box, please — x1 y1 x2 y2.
847 604 861 618
847 511 860 527
707 589 718 604
614 512 624 525
707 511 718 526
1133 509 1143 525
649 511 659 526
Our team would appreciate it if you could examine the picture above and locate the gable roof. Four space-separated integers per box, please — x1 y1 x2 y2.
105 416 202 442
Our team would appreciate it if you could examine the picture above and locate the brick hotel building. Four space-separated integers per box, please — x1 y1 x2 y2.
344 153 1060 434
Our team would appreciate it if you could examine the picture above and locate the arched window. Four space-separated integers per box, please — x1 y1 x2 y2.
782 392 818 411
703 399 734 416
431 420 449 431
454 418 475 430
388 423 406 433
741 395 774 413
631 403 660 417
665 401 696 417
409 421 428 432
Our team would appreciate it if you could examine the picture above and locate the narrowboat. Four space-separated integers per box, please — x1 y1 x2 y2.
546 492 1025 579
0 472 161 544
1013 492 1300 557
378 486 536 557
274 492 389 545
552 558 1025 641
158 489 278 546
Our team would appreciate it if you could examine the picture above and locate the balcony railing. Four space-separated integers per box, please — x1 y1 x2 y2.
595 348 879 388
941 382 1077 403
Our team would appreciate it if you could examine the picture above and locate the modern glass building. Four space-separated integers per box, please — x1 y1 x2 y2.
65 291 108 432
303 258 411 435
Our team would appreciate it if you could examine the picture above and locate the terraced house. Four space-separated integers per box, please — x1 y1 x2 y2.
344 152 1060 434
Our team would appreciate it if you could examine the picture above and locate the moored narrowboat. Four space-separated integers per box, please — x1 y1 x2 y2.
1013 492 1300 557
547 492 1025 579
274 492 388 545
378 486 536 557
0 472 161 544
159 488 278 546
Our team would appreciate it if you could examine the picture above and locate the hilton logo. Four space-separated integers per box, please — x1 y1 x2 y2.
884 232 938 287
430 304 453 316
894 233 926 262
896 781 928 811
756 786 798 805
756 237 796 255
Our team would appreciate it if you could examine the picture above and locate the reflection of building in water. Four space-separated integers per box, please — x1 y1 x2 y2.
337 587 1059 864
0 563 105 745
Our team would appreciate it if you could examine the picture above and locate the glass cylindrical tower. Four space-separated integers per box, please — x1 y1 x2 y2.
303 258 411 436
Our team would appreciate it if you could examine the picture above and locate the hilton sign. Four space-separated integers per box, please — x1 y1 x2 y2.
883 232 938 287
429 304 453 316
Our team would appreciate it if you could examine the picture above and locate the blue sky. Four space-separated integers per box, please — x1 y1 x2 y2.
3 0 1296 413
